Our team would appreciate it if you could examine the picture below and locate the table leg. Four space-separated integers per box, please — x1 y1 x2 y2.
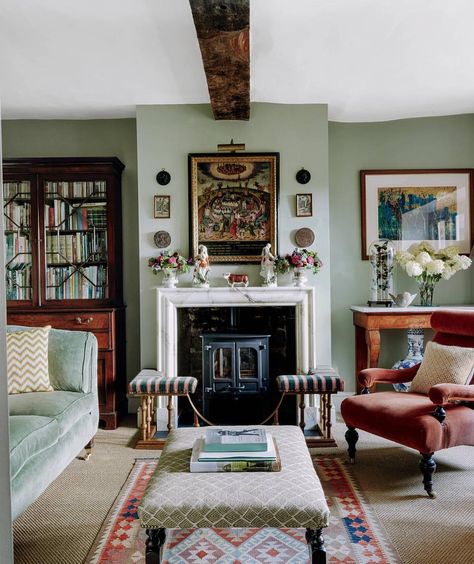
306 528 326 563
145 528 166 564
366 329 380 368
355 326 380 393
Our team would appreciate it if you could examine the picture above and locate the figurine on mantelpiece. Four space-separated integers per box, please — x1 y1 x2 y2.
260 243 277 287
192 244 210 288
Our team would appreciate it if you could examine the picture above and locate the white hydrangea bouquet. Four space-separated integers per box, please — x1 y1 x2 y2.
395 241 472 306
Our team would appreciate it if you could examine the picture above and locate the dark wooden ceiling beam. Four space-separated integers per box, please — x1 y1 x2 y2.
189 0 250 120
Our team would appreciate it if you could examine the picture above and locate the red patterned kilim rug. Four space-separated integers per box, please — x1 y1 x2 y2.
85 457 400 563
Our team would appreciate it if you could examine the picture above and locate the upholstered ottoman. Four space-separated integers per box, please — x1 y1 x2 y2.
276 373 345 447
138 425 330 563
129 370 198 448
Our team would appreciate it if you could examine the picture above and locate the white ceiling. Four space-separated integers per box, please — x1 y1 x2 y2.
1 0 474 122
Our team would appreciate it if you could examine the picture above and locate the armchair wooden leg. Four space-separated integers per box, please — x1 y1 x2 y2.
146 528 166 563
419 453 437 498
345 427 359 463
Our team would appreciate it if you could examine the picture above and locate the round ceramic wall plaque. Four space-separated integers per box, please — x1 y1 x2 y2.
295 227 315 247
154 230 171 248
296 168 311 184
156 169 171 186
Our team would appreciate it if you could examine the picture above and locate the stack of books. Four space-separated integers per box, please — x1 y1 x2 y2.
190 428 281 473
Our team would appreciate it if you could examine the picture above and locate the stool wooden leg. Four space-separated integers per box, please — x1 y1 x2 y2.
325 394 333 440
140 396 148 441
166 395 174 432
146 396 153 439
299 394 306 433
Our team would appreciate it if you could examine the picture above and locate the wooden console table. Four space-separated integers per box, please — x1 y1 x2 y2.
351 305 474 392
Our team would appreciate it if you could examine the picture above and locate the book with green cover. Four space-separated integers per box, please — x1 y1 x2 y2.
203 428 268 452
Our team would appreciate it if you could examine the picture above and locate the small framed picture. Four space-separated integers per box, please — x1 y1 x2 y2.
296 193 313 217
154 195 170 219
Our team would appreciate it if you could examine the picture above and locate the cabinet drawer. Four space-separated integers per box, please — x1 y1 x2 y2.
9 312 110 331
50 313 110 331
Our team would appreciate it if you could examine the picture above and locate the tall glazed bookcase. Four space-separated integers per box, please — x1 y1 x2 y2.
3 157 126 429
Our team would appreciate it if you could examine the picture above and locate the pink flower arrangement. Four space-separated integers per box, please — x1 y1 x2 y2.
148 251 192 274
286 248 322 274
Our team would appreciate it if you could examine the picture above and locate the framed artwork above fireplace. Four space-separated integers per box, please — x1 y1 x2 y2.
188 152 279 263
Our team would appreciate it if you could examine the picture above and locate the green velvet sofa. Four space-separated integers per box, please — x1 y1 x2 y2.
7 326 99 520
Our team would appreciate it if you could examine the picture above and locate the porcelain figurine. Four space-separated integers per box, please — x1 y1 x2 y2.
192 244 210 288
260 243 277 287
389 292 417 308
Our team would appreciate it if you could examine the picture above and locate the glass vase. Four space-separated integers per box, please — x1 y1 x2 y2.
392 328 424 392
292 267 307 287
368 239 395 306
162 269 178 288
417 279 435 306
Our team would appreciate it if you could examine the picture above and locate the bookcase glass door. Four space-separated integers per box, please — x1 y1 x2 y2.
3 180 33 301
43 179 109 301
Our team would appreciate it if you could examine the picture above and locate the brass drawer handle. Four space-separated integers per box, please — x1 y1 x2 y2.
75 317 94 325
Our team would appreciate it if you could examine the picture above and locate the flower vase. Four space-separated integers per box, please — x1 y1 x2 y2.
392 328 424 392
417 279 435 306
163 269 178 288
292 267 307 287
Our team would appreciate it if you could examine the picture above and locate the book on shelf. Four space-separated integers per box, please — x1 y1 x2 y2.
203 427 268 452
190 436 281 473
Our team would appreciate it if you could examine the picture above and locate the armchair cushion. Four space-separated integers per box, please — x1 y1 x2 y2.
410 341 474 394
7 326 53 394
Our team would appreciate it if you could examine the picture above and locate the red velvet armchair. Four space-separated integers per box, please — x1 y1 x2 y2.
341 310 474 497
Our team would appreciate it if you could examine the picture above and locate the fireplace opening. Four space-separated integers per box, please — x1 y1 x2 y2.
177 306 297 425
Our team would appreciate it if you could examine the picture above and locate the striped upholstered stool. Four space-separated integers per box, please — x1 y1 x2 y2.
276 372 344 447
129 369 198 449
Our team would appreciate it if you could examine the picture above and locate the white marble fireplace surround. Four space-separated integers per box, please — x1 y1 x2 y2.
155 286 336 430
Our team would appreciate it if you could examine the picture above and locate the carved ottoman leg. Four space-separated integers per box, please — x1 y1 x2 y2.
306 528 326 563
345 427 359 463
419 453 437 498
146 528 166 564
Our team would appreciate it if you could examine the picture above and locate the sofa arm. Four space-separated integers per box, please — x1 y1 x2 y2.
48 329 98 394
358 364 420 388
428 383 474 406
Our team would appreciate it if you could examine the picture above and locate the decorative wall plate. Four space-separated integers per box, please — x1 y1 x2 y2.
295 227 315 247
154 230 171 248
296 168 311 184
156 169 171 185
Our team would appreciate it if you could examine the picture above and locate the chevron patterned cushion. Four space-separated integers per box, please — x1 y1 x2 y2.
7 326 54 395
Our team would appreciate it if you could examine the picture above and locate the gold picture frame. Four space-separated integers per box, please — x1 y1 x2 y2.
188 153 279 263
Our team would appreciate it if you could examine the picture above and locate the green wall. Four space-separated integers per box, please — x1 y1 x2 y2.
3 113 474 399
329 114 474 390
136 103 333 372
1 119 140 388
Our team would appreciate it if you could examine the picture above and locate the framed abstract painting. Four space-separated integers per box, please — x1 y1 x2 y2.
361 169 474 259
189 153 279 263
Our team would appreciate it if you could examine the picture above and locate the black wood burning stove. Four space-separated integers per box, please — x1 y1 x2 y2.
201 332 270 420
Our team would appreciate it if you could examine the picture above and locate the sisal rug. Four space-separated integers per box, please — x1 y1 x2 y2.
85 457 401 563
